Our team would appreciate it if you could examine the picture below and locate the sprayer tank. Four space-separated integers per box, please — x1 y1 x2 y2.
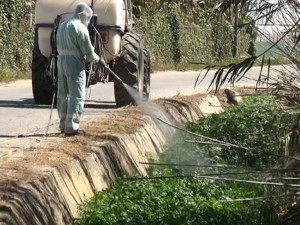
35 0 124 61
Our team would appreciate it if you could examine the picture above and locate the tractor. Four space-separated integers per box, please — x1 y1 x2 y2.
32 0 151 107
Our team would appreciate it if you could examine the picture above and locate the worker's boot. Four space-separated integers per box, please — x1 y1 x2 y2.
65 130 86 137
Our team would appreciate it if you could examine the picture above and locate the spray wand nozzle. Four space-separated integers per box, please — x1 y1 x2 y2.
97 57 123 83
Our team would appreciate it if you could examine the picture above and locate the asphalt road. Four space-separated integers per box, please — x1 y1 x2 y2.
0 66 283 136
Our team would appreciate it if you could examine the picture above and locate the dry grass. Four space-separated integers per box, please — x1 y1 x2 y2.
0 89 263 183
82 107 146 138
0 106 148 182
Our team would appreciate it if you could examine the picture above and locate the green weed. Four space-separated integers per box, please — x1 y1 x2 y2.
0 69 31 82
75 178 278 225
75 96 295 225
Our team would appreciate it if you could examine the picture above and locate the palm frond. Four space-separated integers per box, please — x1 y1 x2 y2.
201 1 300 92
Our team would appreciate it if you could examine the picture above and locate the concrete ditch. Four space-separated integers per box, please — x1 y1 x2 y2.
0 91 229 225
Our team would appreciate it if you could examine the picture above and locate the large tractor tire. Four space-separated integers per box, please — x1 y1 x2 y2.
143 48 151 101
32 46 56 105
112 32 145 107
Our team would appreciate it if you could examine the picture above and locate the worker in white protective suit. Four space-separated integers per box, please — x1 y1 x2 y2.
56 2 99 136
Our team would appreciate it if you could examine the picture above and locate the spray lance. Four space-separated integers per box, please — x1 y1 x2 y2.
98 58 141 104
87 1 124 84
87 17 141 104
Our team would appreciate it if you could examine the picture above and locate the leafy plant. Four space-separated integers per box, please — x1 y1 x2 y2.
75 177 279 225
75 96 300 225
186 96 293 168
0 0 34 72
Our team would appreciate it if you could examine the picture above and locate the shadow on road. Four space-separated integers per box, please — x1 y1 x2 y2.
85 100 117 109
0 99 117 109
0 99 50 109
0 132 62 138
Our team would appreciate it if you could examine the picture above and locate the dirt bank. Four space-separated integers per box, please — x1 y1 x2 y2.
0 89 250 225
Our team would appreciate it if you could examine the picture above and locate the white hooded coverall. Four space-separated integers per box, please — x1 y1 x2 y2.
56 2 99 134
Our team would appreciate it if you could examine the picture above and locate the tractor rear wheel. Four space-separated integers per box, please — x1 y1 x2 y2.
32 48 56 105
112 32 144 107
143 48 151 101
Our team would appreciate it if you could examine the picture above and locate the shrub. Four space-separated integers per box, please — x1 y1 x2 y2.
75 96 296 225
0 0 34 71
75 178 277 225
186 96 291 168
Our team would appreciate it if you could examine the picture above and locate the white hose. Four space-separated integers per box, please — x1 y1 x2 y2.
45 92 56 136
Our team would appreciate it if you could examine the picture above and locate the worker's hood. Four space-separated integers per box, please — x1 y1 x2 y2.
74 2 93 27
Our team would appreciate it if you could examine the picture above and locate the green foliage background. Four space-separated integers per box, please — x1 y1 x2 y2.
0 0 253 78
0 0 34 71
134 2 252 69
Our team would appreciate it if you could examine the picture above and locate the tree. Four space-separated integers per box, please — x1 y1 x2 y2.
197 0 300 96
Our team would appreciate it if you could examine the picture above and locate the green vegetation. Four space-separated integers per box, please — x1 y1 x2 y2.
1 1 255 82
0 0 33 81
75 96 298 224
185 97 290 168
1 1 294 83
0 69 31 82
159 97 295 170
75 178 279 225
134 3 253 70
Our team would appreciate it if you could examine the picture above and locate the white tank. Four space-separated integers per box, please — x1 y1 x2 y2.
35 0 125 62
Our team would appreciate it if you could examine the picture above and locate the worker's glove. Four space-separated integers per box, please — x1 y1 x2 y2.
98 57 106 67
100 71 109 83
